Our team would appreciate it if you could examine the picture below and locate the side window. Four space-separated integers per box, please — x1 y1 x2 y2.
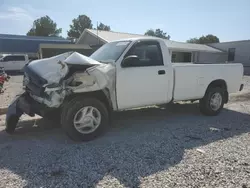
3 55 25 61
15 56 25 61
2 56 7 62
125 41 163 67
3 56 12 61
10 56 17 61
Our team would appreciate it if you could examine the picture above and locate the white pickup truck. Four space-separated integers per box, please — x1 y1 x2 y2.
5 37 244 141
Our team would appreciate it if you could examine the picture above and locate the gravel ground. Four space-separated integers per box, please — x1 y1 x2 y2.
0 76 249 188
0 74 23 109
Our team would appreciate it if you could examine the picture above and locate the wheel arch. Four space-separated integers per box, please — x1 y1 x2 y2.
61 90 111 142
64 88 113 113
205 79 228 103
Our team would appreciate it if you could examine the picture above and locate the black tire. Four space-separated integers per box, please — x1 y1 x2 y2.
5 115 19 134
43 110 61 127
199 87 225 116
61 97 109 142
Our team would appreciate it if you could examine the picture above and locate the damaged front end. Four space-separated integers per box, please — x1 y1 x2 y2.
5 52 116 133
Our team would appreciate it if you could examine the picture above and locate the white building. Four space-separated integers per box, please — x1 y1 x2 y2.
208 40 250 67
76 29 226 64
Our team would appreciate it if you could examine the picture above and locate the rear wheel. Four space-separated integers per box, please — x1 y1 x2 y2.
61 97 109 142
199 87 225 116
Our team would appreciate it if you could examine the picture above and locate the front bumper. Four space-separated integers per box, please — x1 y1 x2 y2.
6 91 60 128
5 91 50 127
6 92 35 124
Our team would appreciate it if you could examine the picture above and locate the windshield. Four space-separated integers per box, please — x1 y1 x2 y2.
90 41 131 63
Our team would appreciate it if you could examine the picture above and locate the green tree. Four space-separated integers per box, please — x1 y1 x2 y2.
187 34 220 44
97 22 111 31
27 16 62 37
144 28 170 39
186 37 199 43
67 15 93 38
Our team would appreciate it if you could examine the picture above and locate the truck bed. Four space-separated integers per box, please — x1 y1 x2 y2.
172 63 243 101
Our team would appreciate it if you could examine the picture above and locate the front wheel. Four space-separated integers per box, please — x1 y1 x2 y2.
61 97 109 142
199 87 225 116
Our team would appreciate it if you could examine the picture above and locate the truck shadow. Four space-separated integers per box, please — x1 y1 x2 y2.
0 103 249 187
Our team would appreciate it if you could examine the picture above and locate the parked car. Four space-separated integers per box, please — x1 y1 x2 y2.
0 54 29 71
5 37 244 141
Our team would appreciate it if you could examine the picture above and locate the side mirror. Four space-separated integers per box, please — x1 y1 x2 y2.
121 55 140 67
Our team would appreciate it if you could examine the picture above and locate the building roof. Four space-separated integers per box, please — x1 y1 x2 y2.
0 34 71 54
210 39 250 44
164 40 223 53
77 29 223 53
0 34 70 42
39 43 92 50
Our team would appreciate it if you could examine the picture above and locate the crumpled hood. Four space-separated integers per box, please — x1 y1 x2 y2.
26 52 102 85
24 52 116 109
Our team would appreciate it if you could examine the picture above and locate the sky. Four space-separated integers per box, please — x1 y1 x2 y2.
0 0 249 42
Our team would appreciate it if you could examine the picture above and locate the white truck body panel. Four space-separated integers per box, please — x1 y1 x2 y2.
172 63 243 101
115 38 174 109
116 65 171 109
114 37 243 110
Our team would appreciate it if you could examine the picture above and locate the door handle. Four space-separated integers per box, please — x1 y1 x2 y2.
158 70 165 75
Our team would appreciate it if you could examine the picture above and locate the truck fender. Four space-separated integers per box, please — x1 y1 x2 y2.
204 79 228 103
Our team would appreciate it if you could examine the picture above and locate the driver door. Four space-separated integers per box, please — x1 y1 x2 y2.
116 40 169 110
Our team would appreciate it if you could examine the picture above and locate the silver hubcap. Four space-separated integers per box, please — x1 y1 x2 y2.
210 92 222 111
73 106 101 134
